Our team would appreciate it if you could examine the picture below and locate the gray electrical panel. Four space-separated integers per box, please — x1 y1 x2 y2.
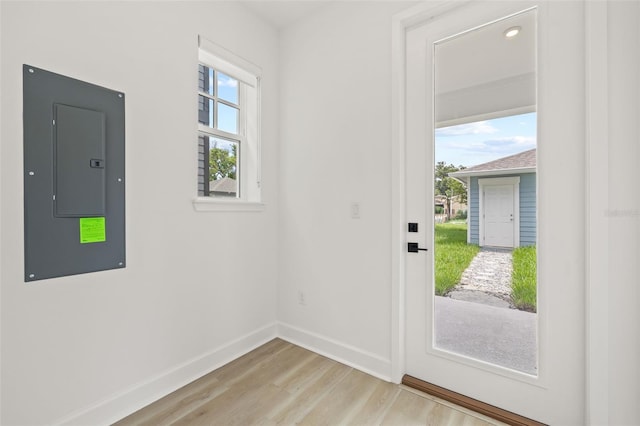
23 65 125 281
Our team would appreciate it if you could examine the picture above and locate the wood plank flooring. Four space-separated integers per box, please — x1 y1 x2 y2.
114 339 505 425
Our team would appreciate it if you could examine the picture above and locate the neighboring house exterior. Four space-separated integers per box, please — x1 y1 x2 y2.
449 195 467 217
209 177 237 197
434 194 467 217
449 148 536 248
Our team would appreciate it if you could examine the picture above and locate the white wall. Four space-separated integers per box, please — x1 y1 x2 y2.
0 2 279 424
604 1 640 423
277 2 414 378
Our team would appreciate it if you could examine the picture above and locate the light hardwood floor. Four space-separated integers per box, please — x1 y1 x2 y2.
114 339 505 425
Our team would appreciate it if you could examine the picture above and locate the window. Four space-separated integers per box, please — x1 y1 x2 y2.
198 65 240 197
195 36 262 210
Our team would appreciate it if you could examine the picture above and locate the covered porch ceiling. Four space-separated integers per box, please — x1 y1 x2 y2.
435 9 536 127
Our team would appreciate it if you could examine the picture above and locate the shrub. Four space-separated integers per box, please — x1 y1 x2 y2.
454 209 467 220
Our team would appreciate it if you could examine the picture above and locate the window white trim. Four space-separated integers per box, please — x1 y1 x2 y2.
197 124 241 142
192 197 265 212
196 36 262 208
198 35 261 87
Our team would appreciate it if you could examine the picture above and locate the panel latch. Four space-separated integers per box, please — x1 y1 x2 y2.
90 159 105 168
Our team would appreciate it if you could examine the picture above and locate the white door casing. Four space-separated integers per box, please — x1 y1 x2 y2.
479 177 520 248
399 1 586 424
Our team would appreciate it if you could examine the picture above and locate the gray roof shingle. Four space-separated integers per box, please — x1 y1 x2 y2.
209 177 237 193
458 148 536 173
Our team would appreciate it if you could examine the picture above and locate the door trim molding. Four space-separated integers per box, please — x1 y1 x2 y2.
394 1 591 423
584 1 611 423
402 375 546 426
478 177 520 248
390 0 469 385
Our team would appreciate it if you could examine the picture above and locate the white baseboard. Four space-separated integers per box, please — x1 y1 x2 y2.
54 321 392 425
277 321 392 382
55 322 278 426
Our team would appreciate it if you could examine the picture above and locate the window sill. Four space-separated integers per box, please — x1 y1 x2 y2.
192 197 265 212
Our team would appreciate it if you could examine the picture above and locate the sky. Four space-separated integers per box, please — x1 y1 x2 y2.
435 112 536 168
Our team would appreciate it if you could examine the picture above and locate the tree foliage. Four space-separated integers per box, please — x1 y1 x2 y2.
435 162 467 219
209 143 237 181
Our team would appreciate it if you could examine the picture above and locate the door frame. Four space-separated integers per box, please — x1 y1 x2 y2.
479 177 520 248
390 0 464 384
391 1 611 423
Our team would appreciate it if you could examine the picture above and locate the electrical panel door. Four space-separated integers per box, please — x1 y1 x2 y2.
23 65 125 281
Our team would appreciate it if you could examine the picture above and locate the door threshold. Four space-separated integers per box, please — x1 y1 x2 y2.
402 375 546 426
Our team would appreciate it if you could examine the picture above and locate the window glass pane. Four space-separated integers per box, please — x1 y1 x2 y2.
205 136 239 197
198 95 214 128
198 64 214 96
217 103 239 134
217 72 238 104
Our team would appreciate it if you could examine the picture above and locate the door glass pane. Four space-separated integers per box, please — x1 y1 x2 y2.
433 9 538 375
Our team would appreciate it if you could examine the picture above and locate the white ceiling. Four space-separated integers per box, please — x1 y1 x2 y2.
240 1 329 29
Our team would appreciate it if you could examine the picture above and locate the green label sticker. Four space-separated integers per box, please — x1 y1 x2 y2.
79 217 106 244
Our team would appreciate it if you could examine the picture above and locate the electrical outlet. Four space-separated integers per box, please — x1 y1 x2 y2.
298 290 306 306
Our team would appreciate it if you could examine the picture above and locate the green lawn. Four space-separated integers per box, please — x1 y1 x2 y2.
434 223 537 312
511 246 537 312
434 222 480 295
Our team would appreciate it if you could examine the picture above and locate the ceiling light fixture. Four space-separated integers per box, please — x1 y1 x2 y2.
504 26 521 38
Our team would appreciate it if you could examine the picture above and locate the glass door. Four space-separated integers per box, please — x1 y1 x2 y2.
403 2 586 423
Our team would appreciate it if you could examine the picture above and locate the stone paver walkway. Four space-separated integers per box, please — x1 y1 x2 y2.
447 248 513 308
